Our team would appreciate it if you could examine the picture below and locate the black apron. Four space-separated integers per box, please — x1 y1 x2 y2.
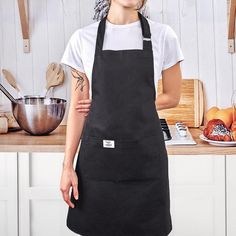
67 12 172 236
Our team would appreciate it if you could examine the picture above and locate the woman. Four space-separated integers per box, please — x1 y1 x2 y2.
60 0 184 235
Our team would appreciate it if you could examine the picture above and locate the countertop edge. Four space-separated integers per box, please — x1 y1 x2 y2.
0 125 236 155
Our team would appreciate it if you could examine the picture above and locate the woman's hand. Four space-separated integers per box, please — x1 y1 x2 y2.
60 166 79 208
75 99 92 116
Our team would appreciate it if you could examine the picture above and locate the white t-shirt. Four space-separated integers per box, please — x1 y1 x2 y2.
61 18 184 97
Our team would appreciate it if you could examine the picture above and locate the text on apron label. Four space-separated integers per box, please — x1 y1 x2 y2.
103 140 115 148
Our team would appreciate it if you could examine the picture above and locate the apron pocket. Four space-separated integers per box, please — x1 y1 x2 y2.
77 135 167 181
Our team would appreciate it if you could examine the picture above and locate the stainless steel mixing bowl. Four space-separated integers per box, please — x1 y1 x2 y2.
0 84 67 135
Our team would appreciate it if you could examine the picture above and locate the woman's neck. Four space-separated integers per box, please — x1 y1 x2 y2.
107 2 139 25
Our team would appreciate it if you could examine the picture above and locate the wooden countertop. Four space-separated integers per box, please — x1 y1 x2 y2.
0 125 235 155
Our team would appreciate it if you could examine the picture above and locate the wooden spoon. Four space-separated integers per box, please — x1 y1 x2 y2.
2 69 24 97
41 63 65 97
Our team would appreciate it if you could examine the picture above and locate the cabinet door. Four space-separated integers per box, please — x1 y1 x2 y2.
0 152 18 236
168 155 225 236
226 155 236 236
18 152 78 236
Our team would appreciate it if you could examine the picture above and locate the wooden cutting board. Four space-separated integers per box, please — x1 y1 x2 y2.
157 79 204 127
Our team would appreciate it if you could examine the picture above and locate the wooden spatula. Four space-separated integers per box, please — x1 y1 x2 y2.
2 69 24 97
228 0 236 53
41 63 65 97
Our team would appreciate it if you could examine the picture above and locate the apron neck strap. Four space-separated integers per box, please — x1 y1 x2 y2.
95 11 152 55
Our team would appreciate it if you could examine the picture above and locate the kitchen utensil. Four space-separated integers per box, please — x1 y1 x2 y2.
160 119 172 141
199 134 236 147
41 63 65 97
0 83 18 103
231 89 236 123
228 0 236 53
165 124 196 145
157 79 204 128
175 122 187 137
0 83 67 135
17 0 30 52
2 69 24 97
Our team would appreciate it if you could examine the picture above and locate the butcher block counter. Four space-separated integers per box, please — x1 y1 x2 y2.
0 125 235 154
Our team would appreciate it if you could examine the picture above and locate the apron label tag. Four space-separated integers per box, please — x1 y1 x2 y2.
103 140 115 148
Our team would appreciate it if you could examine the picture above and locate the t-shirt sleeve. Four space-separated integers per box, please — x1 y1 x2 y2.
162 25 184 70
60 30 85 73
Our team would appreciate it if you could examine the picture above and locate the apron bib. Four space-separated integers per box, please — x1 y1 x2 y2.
67 12 172 236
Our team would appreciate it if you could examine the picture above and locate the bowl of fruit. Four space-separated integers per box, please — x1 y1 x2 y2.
199 105 236 146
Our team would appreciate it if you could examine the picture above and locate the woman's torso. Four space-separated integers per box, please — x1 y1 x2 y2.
63 19 170 98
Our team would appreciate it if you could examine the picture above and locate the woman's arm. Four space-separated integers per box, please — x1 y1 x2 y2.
155 62 182 111
60 68 90 208
63 69 90 168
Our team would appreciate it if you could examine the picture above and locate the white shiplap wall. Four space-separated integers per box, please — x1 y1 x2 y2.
0 0 235 123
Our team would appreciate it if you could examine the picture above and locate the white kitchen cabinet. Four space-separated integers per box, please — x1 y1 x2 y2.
0 152 18 236
18 152 78 236
226 155 236 236
168 155 226 236
0 152 228 236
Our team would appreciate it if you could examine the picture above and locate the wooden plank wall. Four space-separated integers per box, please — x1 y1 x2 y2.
0 0 235 123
